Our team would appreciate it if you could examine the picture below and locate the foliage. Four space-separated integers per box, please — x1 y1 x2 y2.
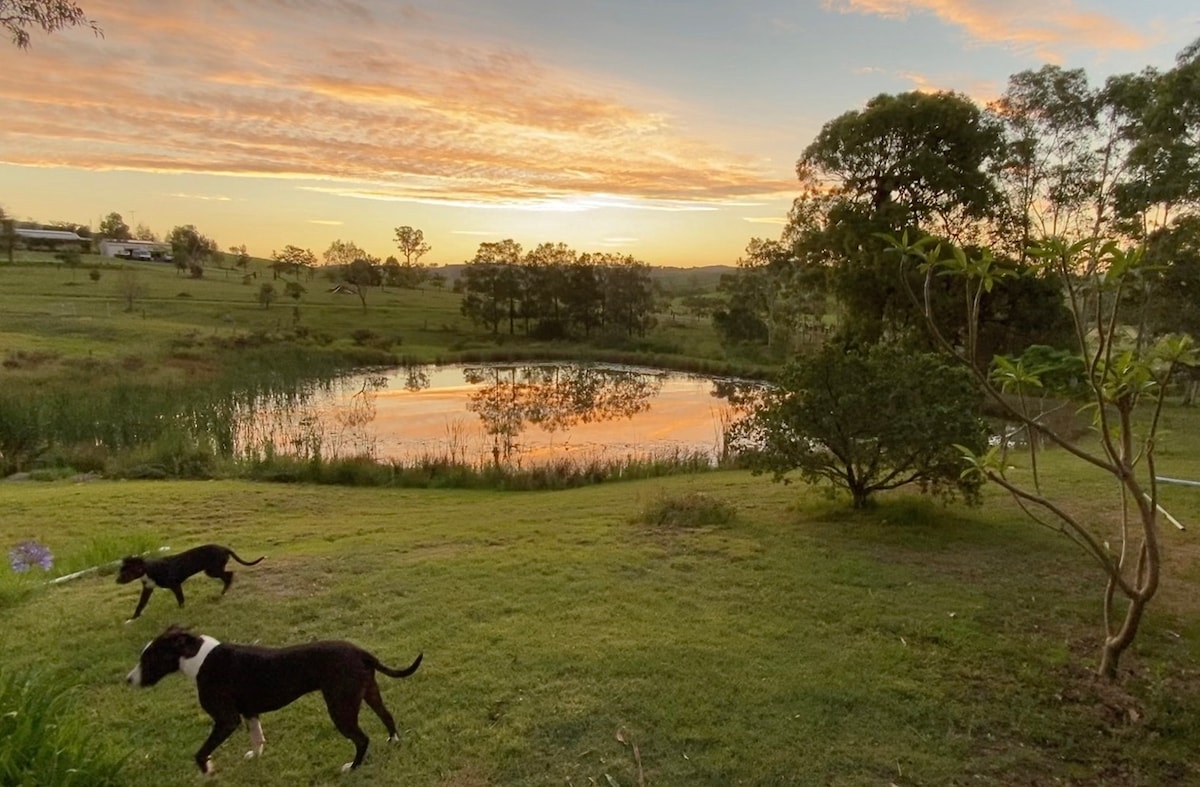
97 211 130 240
343 257 381 312
1141 216 1200 339
0 669 129 785
393 225 431 264
1 0 101 49
459 241 658 340
887 231 1197 681
322 238 367 267
114 266 146 311
55 247 81 278
258 282 276 309
732 342 987 508
798 90 1003 241
166 224 218 269
270 244 314 279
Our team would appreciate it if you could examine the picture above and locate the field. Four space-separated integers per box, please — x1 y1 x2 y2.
3 252 1200 785
0 252 732 379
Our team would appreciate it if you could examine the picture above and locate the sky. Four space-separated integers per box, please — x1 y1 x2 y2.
1 1 1197 268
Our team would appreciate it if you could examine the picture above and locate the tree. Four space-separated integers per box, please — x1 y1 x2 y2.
598 254 656 337
271 245 315 279
55 248 81 279
115 267 146 312
98 211 130 240
1 214 14 264
167 225 217 273
1142 216 1200 339
790 91 1005 344
2 0 100 49
230 244 252 274
799 90 1003 243
714 238 820 352
888 231 1196 681
257 283 275 310
989 65 1101 258
460 240 521 334
1105 38 1200 239
133 223 156 241
732 342 987 509
284 281 305 302
522 242 574 336
323 239 367 268
343 257 380 312
393 225 431 265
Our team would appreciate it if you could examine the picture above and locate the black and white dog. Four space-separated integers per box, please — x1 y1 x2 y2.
126 625 423 775
117 544 265 621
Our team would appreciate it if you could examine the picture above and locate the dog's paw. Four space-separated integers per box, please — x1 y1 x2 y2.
244 750 256 760
387 733 400 744
201 758 216 777
124 618 136 625
341 762 358 773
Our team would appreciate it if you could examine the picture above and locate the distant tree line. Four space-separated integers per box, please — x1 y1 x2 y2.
456 240 657 340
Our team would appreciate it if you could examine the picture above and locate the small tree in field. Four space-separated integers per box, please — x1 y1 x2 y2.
887 232 1196 681
115 268 145 312
733 342 988 509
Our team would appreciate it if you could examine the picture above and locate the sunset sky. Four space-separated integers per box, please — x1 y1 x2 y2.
1 1 1196 268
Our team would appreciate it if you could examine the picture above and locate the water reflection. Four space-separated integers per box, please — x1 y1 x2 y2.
238 363 755 467
464 365 662 460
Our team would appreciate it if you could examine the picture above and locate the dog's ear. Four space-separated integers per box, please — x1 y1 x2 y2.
164 624 202 657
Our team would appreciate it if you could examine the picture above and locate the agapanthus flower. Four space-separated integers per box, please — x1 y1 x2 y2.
9 540 53 572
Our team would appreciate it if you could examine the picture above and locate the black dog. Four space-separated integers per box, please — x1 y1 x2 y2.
117 544 264 621
126 625 423 774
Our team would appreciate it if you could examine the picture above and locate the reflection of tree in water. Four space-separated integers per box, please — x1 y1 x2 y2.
329 375 387 457
464 365 663 461
234 373 389 461
400 366 431 392
711 379 767 409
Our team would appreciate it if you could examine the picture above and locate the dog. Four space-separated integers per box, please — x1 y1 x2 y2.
126 624 423 774
117 544 265 621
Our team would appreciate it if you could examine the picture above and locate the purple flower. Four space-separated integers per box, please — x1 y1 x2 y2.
9 540 53 573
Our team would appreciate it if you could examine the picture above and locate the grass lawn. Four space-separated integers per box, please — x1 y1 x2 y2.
3 450 1200 785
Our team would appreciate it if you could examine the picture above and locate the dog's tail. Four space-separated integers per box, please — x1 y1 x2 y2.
373 653 423 679
227 549 265 566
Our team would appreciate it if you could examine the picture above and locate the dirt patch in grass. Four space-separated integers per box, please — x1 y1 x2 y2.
248 555 334 600
435 765 492 787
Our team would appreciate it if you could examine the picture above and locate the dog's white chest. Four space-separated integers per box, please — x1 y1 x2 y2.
180 635 221 678
141 576 157 589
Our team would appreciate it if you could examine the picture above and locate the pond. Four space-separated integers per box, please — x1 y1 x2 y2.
237 363 762 468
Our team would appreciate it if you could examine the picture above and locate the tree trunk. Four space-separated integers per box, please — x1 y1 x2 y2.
1098 592 1149 681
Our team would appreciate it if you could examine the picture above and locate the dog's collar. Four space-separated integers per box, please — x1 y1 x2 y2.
180 635 221 679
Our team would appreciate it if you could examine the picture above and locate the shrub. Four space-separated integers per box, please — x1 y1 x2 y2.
635 491 737 529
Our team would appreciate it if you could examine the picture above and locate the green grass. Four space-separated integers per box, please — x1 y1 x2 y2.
5 251 1200 784
1 460 1199 785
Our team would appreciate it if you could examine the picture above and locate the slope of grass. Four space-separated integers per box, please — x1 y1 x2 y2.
2 461 1199 786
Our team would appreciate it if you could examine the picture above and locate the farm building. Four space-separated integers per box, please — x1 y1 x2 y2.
13 227 89 251
98 239 172 261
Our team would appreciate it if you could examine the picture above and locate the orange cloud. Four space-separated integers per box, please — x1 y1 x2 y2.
0 0 792 211
826 0 1151 59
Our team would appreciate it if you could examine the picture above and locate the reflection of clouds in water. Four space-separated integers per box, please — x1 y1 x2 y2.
255 363 758 466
